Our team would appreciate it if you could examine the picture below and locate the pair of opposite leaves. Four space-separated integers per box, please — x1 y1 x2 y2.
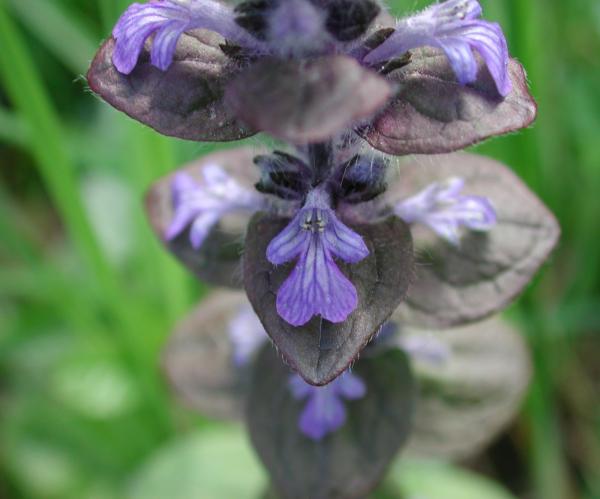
146 149 559 385
162 289 532 499
87 26 536 151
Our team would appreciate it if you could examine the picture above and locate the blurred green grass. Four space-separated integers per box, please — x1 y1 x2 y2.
0 0 599 497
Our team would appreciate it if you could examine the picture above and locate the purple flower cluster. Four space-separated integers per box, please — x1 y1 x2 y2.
166 164 263 248
112 0 509 96
394 177 496 246
88 0 559 487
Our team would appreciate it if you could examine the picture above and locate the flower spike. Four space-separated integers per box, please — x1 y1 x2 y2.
395 177 496 246
267 188 369 326
112 0 254 74
364 0 511 96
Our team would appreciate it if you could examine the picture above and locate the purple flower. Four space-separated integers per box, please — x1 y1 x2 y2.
267 187 369 326
228 304 267 367
112 0 255 74
363 0 511 96
165 163 263 249
289 371 366 440
398 333 451 365
394 177 496 246
372 322 449 364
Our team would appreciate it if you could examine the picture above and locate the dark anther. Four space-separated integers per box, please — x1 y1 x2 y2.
336 155 388 204
362 27 395 51
325 0 381 42
307 143 333 185
254 151 310 200
219 42 256 63
380 52 412 75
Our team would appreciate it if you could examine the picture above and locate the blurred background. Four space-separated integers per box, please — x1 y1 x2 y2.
0 0 599 498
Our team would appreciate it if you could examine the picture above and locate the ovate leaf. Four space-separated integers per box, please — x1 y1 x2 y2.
145 147 261 288
243 214 414 385
387 153 559 328
162 291 253 420
247 347 416 499
87 32 255 142
361 49 537 155
225 56 391 143
388 317 531 461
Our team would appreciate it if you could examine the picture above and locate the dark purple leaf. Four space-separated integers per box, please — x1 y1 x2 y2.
247 346 415 499
387 317 531 461
386 153 560 328
162 291 251 420
361 48 537 155
225 56 392 143
243 213 414 385
87 32 255 142
145 147 261 288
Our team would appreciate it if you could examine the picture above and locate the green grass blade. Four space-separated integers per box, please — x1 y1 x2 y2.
124 124 191 324
0 3 121 310
6 0 97 75
0 3 172 434
0 107 28 147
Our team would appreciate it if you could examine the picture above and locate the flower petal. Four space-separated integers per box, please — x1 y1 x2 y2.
267 0 330 55
288 374 314 399
151 21 188 70
364 0 511 96
334 372 367 400
298 388 347 440
266 213 311 265
323 214 370 264
395 177 497 246
228 304 267 367
112 0 248 75
275 237 358 326
164 204 196 241
189 211 221 249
